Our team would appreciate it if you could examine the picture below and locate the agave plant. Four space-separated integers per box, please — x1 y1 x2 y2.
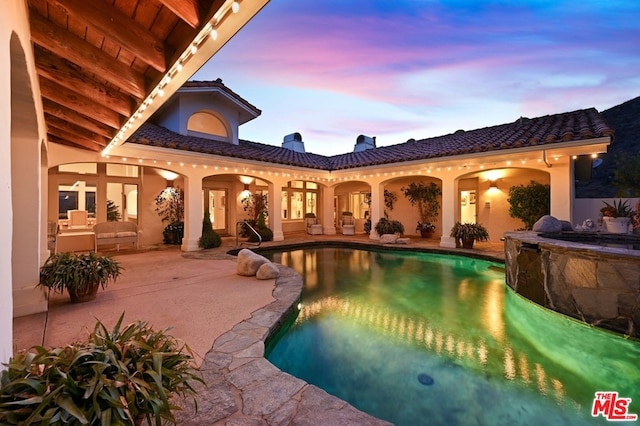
0 313 202 425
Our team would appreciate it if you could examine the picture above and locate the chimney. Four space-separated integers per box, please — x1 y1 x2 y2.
354 135 376 152
282 132 305 153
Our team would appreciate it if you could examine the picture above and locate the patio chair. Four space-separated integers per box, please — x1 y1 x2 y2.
67 209 89 228
47 220 59 252
341 213 355 235
306 217 323 235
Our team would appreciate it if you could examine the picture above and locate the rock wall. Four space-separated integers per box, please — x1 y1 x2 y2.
504 232 640 338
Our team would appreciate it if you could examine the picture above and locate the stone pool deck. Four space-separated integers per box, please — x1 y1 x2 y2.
15 233 504 425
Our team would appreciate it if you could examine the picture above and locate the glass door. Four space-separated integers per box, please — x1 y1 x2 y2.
106 182 138 224
460 190 476 224
207 189 227 234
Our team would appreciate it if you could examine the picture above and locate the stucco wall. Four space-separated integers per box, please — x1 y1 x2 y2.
2 1 49 364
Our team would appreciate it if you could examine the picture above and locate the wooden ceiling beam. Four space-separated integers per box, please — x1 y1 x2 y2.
35 46 133 117
47 133 104 152
39 77 124 129
45 113 107 145
30 12 147 99
43 99 116 138
45 0 168 72
157 0 202 28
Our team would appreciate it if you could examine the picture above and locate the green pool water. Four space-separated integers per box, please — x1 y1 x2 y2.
264 247 640 426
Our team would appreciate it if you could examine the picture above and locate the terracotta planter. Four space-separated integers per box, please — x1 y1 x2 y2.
68 282 100 303
603 217 631 234
461 237 475 249
420 229 435 239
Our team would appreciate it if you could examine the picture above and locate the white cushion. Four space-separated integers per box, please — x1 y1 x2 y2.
96 232 116 239
116 231 137 237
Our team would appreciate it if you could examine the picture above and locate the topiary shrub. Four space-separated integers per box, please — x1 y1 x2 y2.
247 212 273 242
199 210 221 249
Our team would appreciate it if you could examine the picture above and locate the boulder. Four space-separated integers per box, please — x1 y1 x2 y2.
236 248 270 276
532 215 563 233
379 234 398 244
560 220 573 231
256 262 280 280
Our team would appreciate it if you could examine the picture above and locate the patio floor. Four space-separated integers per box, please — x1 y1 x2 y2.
12 232 505 425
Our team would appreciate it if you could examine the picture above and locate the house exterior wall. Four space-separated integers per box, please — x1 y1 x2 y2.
2 1 49 364
154 93 240 144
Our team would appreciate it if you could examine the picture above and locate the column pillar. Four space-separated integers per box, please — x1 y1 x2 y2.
369 181 383 239
321 185 336 235
440 177 457 248
181 174 204 252
269 180 284 241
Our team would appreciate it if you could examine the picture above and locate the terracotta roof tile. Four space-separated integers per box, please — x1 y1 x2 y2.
129 108 613 171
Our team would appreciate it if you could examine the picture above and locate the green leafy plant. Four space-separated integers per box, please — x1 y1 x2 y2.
600 199 633 218
374 217 405 235
507 181 550 230
0 313 202 425
401 181 441 230
247 212 273 242
156 187 185 244
383 189 397 219
450 222 489 241
106 199 121 221
38 252 122 303
199 210 221 249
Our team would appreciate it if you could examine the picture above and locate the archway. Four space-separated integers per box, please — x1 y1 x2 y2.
10 32 46 319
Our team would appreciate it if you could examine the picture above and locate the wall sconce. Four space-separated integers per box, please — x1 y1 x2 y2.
489 180 498 189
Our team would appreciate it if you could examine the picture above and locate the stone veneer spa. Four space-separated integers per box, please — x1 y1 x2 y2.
504 231 640 337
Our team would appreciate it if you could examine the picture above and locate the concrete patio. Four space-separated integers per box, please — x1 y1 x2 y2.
13 233 504 425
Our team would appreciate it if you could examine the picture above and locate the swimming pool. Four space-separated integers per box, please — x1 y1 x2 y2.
264 247 640 425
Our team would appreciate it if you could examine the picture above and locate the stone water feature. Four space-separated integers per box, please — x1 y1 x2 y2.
504 231 640 338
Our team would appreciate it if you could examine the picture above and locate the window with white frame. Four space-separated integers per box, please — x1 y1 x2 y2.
281 181 319 221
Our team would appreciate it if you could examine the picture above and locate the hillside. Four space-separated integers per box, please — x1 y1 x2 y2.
575 96 640 198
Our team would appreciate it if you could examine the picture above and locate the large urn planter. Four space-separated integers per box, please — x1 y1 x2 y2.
461 237 475 249
419 229 435 239
38 252 122 303
603 217 630 234
68 281 101 303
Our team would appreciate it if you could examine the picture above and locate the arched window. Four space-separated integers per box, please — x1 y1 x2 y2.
187 112 229 139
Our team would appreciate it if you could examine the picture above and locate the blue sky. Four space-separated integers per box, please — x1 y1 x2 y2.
195 0 640 156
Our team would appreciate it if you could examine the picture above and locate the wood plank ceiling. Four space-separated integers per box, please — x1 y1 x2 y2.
28 0 227 152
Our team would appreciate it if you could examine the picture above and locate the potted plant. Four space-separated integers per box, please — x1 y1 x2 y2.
600 199 633 234
38 252 122 303
155 186 184 244
374 217 405 236
401 181 441 238
450 222 489 249
0 313 202 425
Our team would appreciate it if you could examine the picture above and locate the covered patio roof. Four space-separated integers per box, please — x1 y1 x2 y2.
29 0 269 152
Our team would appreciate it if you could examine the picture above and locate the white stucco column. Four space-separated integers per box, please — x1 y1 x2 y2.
269 180 284 241
369 181 383 239
440 177 457 248
549 162 572 221
181 175 204 252
321 185 336 235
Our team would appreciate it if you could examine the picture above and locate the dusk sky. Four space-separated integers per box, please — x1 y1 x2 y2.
195 0 640 156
